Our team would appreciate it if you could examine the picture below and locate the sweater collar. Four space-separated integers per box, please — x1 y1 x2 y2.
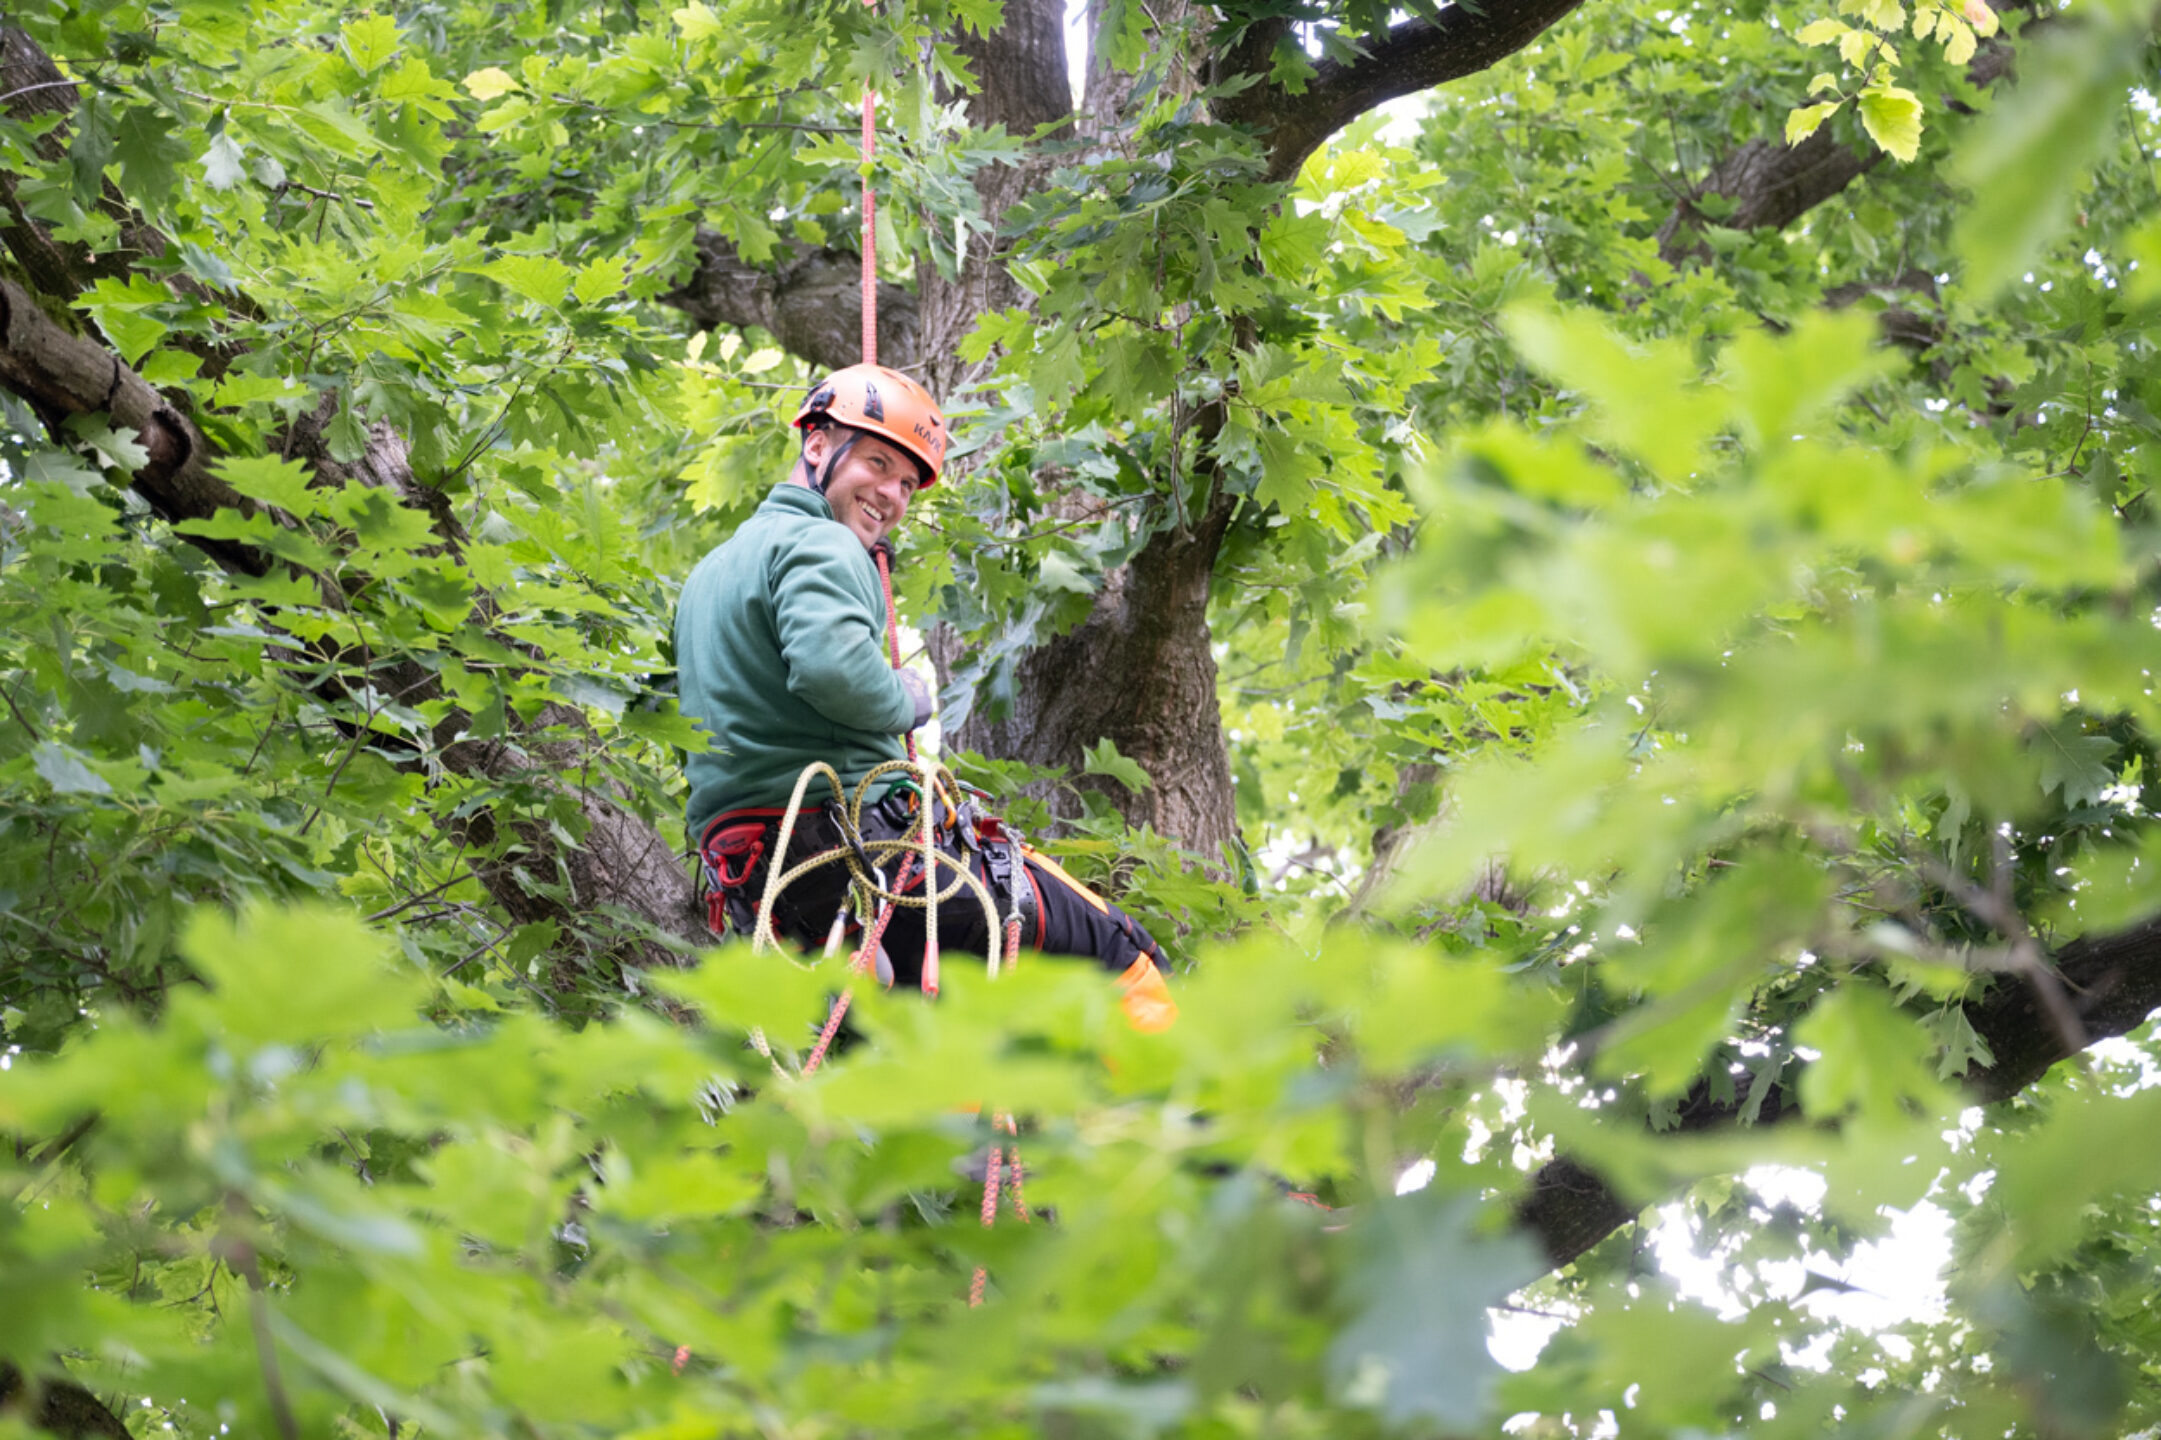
763 481 833 522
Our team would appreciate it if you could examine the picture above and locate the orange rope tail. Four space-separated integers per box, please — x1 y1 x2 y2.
968 1143 1002 1306
969 1114 1029 1306
997 1112 1030 1223
799 849 918 1077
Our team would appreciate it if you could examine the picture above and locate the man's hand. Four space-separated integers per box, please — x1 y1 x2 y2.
898 668 934 732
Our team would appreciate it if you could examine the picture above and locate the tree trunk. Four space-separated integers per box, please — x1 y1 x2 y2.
913 0 1072 397
909 0 1245 856
947 492 1241 854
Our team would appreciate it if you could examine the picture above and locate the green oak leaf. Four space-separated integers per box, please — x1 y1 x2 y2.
1082 736 1152 794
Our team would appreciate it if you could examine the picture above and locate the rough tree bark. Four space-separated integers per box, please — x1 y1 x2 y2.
663 238 920 374
1656 125 1886 266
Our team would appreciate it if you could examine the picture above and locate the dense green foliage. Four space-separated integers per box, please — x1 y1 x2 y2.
4 0 2161 1434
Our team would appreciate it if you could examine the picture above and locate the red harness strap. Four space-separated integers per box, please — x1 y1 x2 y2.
697 808 792 935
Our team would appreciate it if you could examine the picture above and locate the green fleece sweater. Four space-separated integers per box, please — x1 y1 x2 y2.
676 483 912 839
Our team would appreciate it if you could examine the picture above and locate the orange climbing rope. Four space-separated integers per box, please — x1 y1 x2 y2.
678 58 1026 1386
861 88 878 369
799 81 933 1082
799 64 1028 1302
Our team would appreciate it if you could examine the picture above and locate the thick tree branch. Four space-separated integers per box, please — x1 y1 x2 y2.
1217 0 1592 183
662 231 918 373
1967 914 2161 1100
1517 911 2161 1269
1822 269 1945 355
0 1360 129 1439
0 278 268 573
1657 12 2028 264
1656 128 1884 265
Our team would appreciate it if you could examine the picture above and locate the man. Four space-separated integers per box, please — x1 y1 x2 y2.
676 364 1175 1032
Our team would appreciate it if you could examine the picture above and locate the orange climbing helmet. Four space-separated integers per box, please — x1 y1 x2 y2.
793 364 949 488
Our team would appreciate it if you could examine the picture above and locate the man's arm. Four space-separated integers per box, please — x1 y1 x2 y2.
769 530 917 735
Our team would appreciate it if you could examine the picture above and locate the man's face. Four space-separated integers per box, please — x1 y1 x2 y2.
805 426 922 550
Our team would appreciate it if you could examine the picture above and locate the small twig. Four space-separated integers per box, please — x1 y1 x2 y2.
1916 847 2088 1057
701 375 819 391
299 628 377 836
0 676 42 740
1267 848 1354 896
221 1202 301 1440
333 1128 373 1185
365 866 476 923
1228 674 1329 701
2053 357 2097 477
439 919 552 1004
1628 700 1663 753
175 87 307 118
237 703 280 778
1662 99 1700 193
0 77 82 107
2129 90 2161 201
29 1112 98 1165
442 340 573 484
276 180 375 211
910 491 1151 549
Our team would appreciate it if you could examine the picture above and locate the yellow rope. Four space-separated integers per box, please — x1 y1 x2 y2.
743 755 1009 976
749 761 848 958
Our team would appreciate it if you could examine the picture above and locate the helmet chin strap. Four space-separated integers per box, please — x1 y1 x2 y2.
810 426 861 498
